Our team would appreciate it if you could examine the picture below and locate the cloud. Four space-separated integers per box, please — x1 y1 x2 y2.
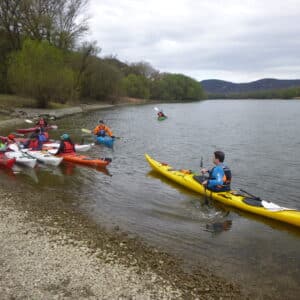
87 0 300 82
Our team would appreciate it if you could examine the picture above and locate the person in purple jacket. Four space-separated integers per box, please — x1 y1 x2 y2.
201 151 231 192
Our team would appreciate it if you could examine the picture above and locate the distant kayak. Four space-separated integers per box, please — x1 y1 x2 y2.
17 125 58 134
145 154 300 228
95 136 115 148
57 153 111 167
157 116 167 121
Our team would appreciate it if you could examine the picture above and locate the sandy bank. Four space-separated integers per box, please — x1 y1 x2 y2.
0 188 244 299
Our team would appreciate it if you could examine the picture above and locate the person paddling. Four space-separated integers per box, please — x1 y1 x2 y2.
200 151 231 192
57 134 75 154
157 111 166 118
35 117 48 128
93 120 114 137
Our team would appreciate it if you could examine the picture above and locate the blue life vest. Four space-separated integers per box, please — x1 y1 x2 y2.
98 129 106 137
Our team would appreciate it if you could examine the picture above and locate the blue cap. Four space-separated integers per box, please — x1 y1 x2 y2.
61 133 69 140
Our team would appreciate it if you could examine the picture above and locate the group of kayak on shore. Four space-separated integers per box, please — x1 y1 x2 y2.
0 118 114 155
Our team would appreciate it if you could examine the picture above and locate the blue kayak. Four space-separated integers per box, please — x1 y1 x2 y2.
95 136 115 148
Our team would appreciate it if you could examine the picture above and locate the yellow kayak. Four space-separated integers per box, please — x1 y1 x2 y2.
145 154 300 228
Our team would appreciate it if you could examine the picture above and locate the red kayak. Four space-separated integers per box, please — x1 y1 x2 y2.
57 152 111 167
16 125 58 134
0 153 16 169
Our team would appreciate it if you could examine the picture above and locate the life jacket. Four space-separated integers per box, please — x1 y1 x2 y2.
28 139 40 150
93 124 113 137
98 129 106 137
38 133 47 143
209 165 232 191
37 118 46 127
63 141 75 153
222 165 232 186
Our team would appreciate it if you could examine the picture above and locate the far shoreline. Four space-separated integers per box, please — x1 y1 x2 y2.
0 97 155 129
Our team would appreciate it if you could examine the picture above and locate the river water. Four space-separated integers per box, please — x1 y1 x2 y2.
1 99 300 298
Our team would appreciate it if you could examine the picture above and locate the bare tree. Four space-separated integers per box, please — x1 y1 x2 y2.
0 0 89 50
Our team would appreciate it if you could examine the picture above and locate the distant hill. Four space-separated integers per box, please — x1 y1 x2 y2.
200 78 300 95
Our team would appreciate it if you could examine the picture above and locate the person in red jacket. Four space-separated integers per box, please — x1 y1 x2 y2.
35 117 48 127
23 133 43 150
57 134 75 154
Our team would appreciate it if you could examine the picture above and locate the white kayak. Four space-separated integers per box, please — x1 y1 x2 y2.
25 150 63 166
43 142 93 152
5 151 37 168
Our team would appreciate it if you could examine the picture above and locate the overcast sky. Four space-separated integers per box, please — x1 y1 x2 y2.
88 0 300 82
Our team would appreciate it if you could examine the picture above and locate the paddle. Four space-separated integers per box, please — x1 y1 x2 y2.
48 148 59 155
81 128 92 134
239 189 261 201
24 119 58 130
154 107 160 112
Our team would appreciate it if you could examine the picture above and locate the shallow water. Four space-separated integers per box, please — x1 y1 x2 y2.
1 100 300 298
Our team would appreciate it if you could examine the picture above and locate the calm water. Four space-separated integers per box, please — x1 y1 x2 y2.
1 100 300 298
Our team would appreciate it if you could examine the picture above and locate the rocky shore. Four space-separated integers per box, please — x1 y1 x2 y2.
0 188 244 299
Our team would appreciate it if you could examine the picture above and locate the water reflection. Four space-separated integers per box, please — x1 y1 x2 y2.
205 219 233 235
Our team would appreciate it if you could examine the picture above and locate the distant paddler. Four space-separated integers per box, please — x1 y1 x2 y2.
93 120 114 138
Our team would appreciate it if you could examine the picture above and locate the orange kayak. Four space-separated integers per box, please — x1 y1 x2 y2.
57 153 111 167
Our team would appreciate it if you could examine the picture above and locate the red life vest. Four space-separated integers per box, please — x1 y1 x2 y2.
63 141 75 153
29 139 40 150
38 118 46 126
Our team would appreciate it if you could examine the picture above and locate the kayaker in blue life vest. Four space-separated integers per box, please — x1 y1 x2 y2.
200 151 231 192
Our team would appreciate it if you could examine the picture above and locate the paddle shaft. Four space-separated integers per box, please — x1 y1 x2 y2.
240 189 261 200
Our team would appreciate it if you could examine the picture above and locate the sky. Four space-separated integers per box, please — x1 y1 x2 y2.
87 0 300 83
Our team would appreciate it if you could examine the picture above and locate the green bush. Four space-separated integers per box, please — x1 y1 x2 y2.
121 74 150 99
8 39 76 107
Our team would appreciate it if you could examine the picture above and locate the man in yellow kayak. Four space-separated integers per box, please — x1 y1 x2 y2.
200 151 231 192
93 120 114 137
